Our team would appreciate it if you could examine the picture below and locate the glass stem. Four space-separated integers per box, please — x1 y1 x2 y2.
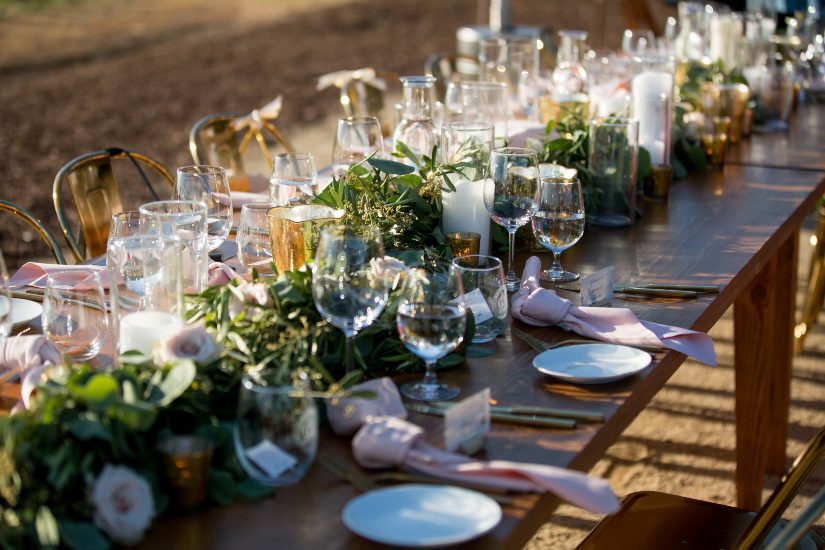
551 251 563 274
507 229 517 281
344 335 354 374
422 360 438 386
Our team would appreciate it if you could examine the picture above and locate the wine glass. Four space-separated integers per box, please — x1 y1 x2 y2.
269 153 318 206
0 251 12 346
532 177 586 282
109 210 141 241
237 202 276 276
331 117 384 176
311 225 389 373
174 165 231 251
397 261 466 401
484 147 541 292
42 270 108 361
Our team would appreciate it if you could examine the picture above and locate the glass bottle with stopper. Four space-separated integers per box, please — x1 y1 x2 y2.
392 76 438 162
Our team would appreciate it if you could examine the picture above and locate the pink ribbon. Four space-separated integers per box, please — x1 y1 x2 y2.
511 257 716 366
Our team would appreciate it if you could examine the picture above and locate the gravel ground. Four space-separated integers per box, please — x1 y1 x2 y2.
1 1 822 547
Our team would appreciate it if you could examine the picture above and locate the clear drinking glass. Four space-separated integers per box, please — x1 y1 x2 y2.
174 165 232 251
109 210 141 241
622 29 656 56
460 81 509 141
237 202 276 276
234 372 319 487
451 255 507 343
139 200 209 293
332 116 384 176
311 225 389 373
587 118 639 227
0 251 11 346
485 147 541 292
397 261 466 401
269 153 318 206
532 177 586 282
42 270 108 361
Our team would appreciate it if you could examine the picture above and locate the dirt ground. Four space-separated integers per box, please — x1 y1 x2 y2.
1 0 823 547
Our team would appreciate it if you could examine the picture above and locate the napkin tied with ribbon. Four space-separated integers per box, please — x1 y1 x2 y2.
208 262 242 287
326 377 407 436
231 96 283 133
512 257 716 366
353 416 619 515
1 335 63 411
11 263 108 290
317 67 386 92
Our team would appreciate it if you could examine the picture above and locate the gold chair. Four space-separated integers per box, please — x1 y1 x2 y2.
575 426 825 549
794 206 825 353
424 52 479 102
53 147 174 262
189 110 294 193
0 199 67 264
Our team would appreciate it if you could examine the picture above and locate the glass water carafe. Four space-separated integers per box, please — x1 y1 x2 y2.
545 30 589 124
392 76 438 162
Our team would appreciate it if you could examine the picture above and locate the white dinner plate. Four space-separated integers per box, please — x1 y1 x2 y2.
0 297 43 328
532 343 652 384
342 484 502 547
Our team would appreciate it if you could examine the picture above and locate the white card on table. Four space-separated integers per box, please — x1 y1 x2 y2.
444 388 491 454
462 288 494 325
245 440 298 478
580 266 615 306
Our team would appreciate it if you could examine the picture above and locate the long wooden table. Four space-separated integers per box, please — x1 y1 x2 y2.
131 152 825 546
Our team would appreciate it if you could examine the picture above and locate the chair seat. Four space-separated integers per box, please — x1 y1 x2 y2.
576 491 824 550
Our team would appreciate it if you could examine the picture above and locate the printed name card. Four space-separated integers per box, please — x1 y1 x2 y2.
444 388 491 455
245 440 298 479
580 266 615 306
462 288 494 324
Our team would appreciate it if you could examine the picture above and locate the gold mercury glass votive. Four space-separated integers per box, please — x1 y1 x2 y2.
158 436 214 510
702 116 731 170
643 165 674 202
718 83 750 144
266 204 346 273
446 231 481 258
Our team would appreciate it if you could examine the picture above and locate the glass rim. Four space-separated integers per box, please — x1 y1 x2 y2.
241 201 279 212
340 115 380 125
177 165 226 176
460 80 508 90
492 146 538 156
540 175 581 185
451 255 503 271
441 121 495 132
400 75 437 85
240 373 309 395
274 152 314 161
139 199 208 216
590 117 639 128
45 269 103 285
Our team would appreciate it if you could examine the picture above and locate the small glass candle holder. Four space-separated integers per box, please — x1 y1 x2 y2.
701 116 731 170
718 83 750 144
158 435 214 511
446 232 481 258
644 165 674 201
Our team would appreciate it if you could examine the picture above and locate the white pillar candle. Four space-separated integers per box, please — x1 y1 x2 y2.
119 311 182 355
441 178 491 256
631 71 673 98
633 96 668 165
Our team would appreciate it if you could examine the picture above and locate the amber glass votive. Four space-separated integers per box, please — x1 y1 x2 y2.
159 436 214 510
446 231 481 258
643 164 673 202
701 116 731 170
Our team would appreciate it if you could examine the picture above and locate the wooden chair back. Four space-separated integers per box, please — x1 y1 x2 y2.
0 199 67 264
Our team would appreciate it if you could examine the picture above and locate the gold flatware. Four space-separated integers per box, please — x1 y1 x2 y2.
511 326 663 355
429 400 604 423
405 402 577 429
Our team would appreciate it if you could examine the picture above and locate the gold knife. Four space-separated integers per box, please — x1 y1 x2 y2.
405 403 577 429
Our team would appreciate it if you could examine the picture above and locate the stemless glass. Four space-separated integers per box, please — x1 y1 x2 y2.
311 225 389 373
109 210 141 241
237 202 276 276
452 255 507 343
460 81 509 141
397 261 466 401
174 165 232 251
485 147 541 292
0 251 11 346
42 270 108 361
332 117 384 176
269 153 318 206
532 177 586 282
234 372 319 487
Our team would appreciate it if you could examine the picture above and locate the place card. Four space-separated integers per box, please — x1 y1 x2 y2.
462 288 494 325
245 440 298 479
444 388 491 455
580 266 615 306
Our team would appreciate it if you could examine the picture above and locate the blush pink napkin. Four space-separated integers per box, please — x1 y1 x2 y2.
352 416 620 515
208 262 242 286
11 263 108 290
1 335 63 411
326 377 408 436
512 257 716 366
230 191 270 209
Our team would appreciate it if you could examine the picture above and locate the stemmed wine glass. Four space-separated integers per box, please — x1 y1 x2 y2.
0 251 12 346
532 177 586 282
312 225 389 373
397 261 466 401
331 117 384 176
174 165 232 252
484 147 541 292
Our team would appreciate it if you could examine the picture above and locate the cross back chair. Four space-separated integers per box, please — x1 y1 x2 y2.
337 70 399 138
189 112 294 193
53 147 174 263
0 199 67 264
576 425 825 549
424 52 480 102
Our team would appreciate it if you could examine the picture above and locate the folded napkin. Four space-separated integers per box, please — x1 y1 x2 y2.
11 263 108 290
317 67 386 91
1 335 63 411
512 257 716 366
326 377 407 436
353 416 620 515
231 96 283 133
208 262 242 287
230 191 270 209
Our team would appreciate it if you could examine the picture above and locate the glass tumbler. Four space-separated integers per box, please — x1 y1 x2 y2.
332 116 384 176
452 255 507 343
42 270 108 361
269 153 318 206
174 166 232 252
237 202 276 276
587 118 639 227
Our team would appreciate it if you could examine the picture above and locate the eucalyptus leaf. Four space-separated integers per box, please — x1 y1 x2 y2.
69 374 119 407
157 361 197 407
368 157 415 175
67 419 110 442
208 468 235 506
58 520 110 550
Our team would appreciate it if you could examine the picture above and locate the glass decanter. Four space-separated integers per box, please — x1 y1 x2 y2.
549 30 590 123
392 76 438 162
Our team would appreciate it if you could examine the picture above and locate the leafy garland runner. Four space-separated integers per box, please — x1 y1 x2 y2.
0 151 476 549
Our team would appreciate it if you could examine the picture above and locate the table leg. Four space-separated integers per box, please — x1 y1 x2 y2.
734 229 798 511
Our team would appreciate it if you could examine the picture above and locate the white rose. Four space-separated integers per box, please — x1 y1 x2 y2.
369 257 406 289
228 281 273 317
90 464 155 545
154 324 220 365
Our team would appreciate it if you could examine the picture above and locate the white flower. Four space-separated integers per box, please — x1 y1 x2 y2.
90 465 155 545
154 324 220 365
369 256 407 289
227 281 273 317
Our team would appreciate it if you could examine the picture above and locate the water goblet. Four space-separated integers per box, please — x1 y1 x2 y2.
42 270 108 361
311 225 389 373
237 202 277 276
269 153 318 206
332 117 384 176
484 147 541 292
234 371 319 487
532 177 586 282
174 165 231 251
0 251 11 346
452 255 507 343
397 261 466 401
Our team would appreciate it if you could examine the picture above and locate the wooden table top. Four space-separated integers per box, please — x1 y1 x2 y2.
138 161 825 548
